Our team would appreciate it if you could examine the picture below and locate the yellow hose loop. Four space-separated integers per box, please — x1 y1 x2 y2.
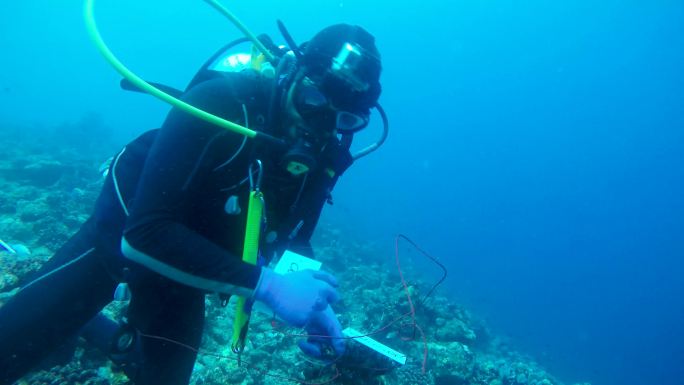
203 0 276 63
83 0 257 139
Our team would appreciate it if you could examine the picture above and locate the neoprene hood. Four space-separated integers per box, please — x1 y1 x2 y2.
300 24 382 114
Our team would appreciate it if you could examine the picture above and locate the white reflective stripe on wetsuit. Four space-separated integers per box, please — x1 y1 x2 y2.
120 238 255 298
213 104 249 172
111 146 129 216
19 248 96 292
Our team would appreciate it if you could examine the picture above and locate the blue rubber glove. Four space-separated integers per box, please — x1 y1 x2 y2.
297 305 345 360
253 268 345 358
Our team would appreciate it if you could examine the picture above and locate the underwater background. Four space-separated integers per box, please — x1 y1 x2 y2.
1 1 683 385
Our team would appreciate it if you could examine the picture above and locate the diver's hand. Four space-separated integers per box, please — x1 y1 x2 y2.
297 305 345 359
253 268 340 326
253 268 345 358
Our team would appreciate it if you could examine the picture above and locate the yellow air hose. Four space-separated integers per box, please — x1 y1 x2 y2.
83 0 257 139
203 0 276 63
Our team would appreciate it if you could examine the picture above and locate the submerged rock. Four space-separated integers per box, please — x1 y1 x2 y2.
0 272 18 291
0 159 64 187
435 318 477 343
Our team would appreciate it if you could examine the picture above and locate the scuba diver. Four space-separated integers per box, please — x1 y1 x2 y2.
0 19 385 385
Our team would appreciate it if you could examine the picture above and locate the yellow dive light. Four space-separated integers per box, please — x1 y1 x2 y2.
231 161 265 354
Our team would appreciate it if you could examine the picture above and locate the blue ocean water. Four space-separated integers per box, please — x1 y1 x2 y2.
1 1 682 385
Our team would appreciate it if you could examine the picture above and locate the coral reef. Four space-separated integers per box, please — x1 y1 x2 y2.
0 122 591 385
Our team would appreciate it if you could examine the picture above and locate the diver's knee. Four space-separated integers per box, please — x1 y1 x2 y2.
108 318 144 380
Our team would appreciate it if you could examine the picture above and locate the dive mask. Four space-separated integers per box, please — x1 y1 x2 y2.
293 77 369 135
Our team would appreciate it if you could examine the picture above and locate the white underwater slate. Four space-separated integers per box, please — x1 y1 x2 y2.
343 327 407 365
273 250 322 274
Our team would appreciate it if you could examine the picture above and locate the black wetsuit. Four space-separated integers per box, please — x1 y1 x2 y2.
0 72 351 385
